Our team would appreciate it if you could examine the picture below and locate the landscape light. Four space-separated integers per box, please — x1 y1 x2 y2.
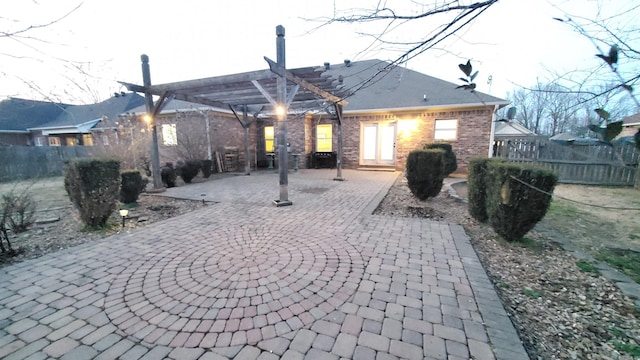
119 209 129 228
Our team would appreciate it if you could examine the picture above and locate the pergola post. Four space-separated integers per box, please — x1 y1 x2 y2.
334 103 344 181
242 106 251 175
141 55 162 189
274 25 292 206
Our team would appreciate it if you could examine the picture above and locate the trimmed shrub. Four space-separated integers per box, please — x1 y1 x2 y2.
467 157 505 223
485 162 558 241
176 160 201 183
424 143 457 176
64 158 120 228
160 163 177 188
201 159 213 178
406 149 445 200
120 170 143 204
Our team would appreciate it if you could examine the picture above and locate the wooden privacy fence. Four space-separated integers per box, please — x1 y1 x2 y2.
493 136 639 186
0 146 94 182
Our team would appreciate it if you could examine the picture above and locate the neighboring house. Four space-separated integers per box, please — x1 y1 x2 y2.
494 121 536 139
27 93 145 147
0 93 144 147
130 59 509 173
0 98 70 146
619 113 640 138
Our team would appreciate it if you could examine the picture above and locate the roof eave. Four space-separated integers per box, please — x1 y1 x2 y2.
343 101 510 115
0 130 30 134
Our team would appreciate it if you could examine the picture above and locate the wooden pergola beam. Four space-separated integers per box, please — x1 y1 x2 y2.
265 57 347 106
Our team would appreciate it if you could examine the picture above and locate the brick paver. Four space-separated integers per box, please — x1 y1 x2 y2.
0 170 528 359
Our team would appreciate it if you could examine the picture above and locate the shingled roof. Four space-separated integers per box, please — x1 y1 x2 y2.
0 98 70 132
322 59 508 113
125 59 508 116
29 93 145 132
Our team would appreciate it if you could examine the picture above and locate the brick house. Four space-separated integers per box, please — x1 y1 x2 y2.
0 93 144 148
130 59 508 174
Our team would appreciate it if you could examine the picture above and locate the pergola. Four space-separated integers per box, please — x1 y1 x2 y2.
120 25 348 206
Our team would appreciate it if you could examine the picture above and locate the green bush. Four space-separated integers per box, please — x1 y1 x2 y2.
485 162 557 241
64 158 120 228
201 159 213 178
120 170 143 204
406 149 445 200
467 157 505 222
176 160 201 183
161 163 177 188
423 143 457 176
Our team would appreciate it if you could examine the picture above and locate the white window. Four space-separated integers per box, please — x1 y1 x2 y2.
434 119 458 140
102 134 109 146
35 137 44 146
316 124 332 152
264 126 274 153
48 137 61 146
162 124 177 146
66 137 78 146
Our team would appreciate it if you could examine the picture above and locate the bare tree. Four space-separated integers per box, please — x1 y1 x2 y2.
0 3 109 104
554 2 640 111
316 1 498 95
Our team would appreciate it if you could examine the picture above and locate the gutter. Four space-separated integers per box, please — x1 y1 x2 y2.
342 101 510 115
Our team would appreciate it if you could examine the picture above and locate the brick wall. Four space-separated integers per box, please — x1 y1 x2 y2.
155 111 257 170
334 106 494 173
151 105 495 174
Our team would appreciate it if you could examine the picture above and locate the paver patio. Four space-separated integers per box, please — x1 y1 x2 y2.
0 169 528 359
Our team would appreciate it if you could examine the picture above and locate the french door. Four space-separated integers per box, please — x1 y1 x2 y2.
360 122 396 166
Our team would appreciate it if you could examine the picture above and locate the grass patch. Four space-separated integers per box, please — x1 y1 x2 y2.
522 288 542 299
547 199 581 217
497 281 510 289
612 341 640 357
596 249 640 284
576 260 600 275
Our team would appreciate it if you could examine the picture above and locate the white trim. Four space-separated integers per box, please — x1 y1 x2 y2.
489 105 498 157
343 101 510 115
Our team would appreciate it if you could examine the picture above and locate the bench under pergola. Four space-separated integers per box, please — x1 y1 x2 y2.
120 25 349 206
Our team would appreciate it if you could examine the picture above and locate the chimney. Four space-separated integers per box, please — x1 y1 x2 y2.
324 62 330 70
344 59 351 67
338 75 344 84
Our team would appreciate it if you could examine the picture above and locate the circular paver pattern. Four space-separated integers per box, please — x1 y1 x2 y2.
105 226 364 347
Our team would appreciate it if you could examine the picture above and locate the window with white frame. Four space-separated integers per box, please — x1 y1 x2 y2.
316 124 332 152
34 137 44 146
102 134 109 146
434 119 458 140
161 124 177 146
48 137 61 146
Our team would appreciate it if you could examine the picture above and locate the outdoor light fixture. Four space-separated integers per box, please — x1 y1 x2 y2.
119 209 129 228
275 105 285 116
143 114 152 123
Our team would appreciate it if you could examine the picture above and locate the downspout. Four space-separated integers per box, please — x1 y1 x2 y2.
488 105 499 157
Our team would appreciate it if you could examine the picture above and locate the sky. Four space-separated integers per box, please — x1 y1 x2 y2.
1 0 637 105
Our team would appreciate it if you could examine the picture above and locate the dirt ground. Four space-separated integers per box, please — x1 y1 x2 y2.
1 174 640 359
